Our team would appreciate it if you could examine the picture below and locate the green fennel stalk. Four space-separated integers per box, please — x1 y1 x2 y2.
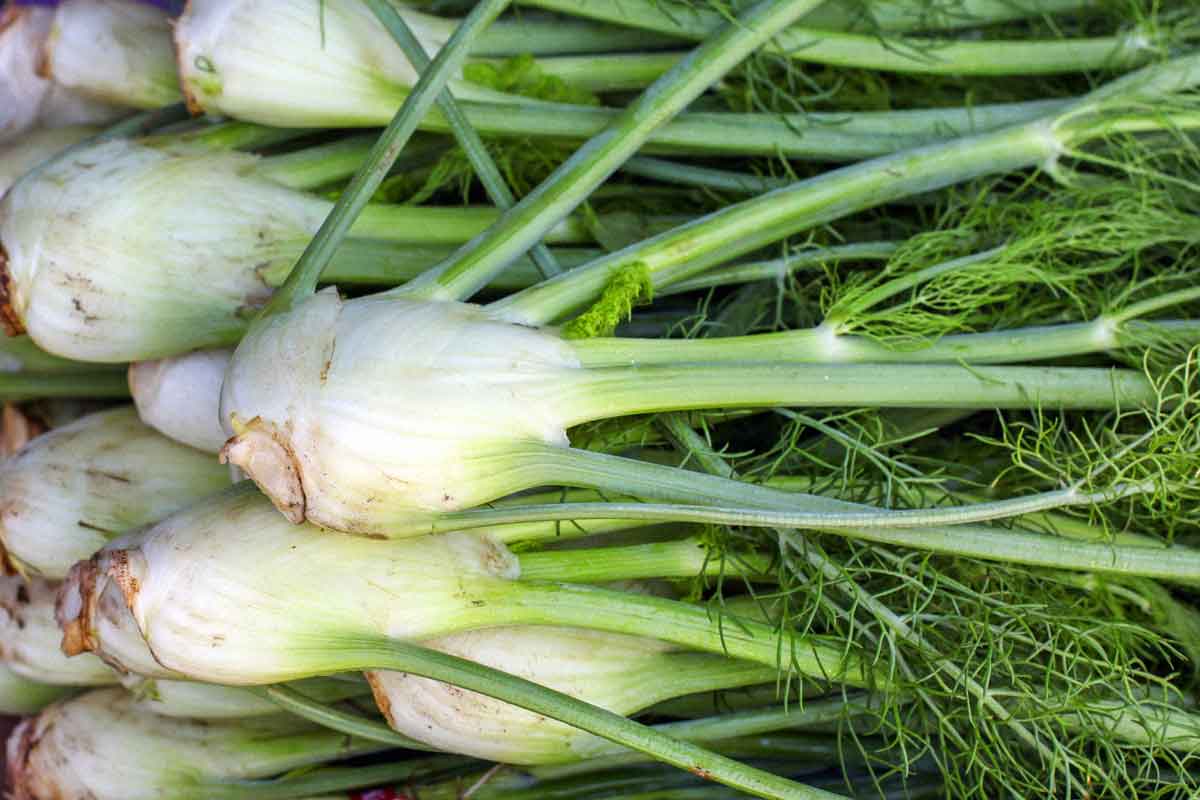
488 52 1200 324
520 0 1182 75
398 0 831 302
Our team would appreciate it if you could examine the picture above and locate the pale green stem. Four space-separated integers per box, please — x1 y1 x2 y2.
0 336 123 373
491 52 1200 325
400 0 832 303
1106 286 1200 325
471 52 685 92
143 121 311 153
367 1 562 279
518 0 1163 75
324 636 848 800
514 446 1159 539
471 13 682 55
569 319 1200 367
571 695 876 765
661 243 900 295
420 499 1200 583
419 97 1066 159
489 117 1062 324
257 685 433 750
315 245 601 289
622 156 790 194
517 536 774 582
534 0 1095 35
0 371 130 400
262 0 510 317
251 134 411 190
346 204 594 245
560 363 1157 424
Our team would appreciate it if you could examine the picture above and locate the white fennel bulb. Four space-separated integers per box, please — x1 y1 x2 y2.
220 290 582 531
0 6 122 145
0 137 328 361
63 483 522 685
129 348 233 453
177 0 461 127
368 625 772 764
0 406 230 578
0 574 115 686
5 688 384 800
44 0 180 109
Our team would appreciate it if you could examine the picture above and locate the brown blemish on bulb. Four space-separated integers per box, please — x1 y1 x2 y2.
57 558 102 656
0 242 26 336
220 417 307 524
105 550 141 608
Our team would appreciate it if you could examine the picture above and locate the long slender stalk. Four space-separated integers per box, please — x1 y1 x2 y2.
409 500 1200 583
251 134 393 189
399 0 830 303
262 0 510 317
324 636 847 800
519 0 1166 75
471 52 686 93
420 97 1066 159
143 120 312 153
532 0 1095 35
0 371 130 400
622 156 790 194
511 445 1155 534
257 685 432 750
570 319 1200 367
661 243 900 295
366 1 562 279
490 54 1200 325
314 245 601 289
517 537 773 582
561 363 1156 424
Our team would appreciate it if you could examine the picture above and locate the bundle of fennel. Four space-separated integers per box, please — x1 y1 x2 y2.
3 1 1200 798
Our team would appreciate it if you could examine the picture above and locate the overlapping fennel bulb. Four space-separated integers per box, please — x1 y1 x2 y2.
0 406 229 578
64 482 523 685
54 558 370 719
176 0 471 126
61 483 860 689
367 626 773 764
130 348 233 453
0 138 330 361
0 574 115 686
6 688 385 800
43 0 179 109
221 290 584 532
0 6 122 145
